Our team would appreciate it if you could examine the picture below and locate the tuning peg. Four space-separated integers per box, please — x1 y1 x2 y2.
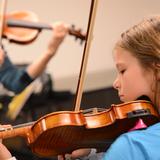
69 24 86 42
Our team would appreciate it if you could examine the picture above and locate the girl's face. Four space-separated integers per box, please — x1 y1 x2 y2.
113 48 155 102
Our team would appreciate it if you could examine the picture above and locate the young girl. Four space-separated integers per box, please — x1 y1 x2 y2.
106 15 160 160
59 15 160 160
103 15 160 160
1 15 160 160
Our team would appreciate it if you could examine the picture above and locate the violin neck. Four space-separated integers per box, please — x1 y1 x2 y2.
7 19 52 30
7 19 86 41
0 122 33 139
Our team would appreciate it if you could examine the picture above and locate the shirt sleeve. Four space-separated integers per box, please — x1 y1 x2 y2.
103 134 132 160
0 55 34 94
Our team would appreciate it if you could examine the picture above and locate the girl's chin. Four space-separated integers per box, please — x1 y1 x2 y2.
120 96 126 102
120 96 134 103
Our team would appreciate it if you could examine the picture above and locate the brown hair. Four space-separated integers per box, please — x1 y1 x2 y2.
115 15 160 107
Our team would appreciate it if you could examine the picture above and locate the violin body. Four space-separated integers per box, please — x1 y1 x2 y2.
28 100 159 156
0 100 157 157
3 11 39 44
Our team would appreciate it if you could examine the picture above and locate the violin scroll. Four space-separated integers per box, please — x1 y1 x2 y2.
69 24 86 44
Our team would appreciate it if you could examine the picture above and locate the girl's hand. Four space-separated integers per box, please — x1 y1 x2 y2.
0 125 12 160
47 22 69 57
58 148 91 160
0 142 12 160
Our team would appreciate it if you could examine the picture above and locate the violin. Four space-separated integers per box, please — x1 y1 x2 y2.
0 100 159 157
2 10 86 44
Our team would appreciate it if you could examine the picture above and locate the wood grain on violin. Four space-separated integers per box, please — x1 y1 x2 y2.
0 100 159 157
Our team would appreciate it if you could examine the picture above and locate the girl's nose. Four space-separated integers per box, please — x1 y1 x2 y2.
113 77 120 90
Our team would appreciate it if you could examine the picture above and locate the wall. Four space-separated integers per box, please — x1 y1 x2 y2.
3 0 160 92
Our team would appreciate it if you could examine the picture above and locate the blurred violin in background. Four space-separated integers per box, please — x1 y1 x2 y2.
2 10 86 44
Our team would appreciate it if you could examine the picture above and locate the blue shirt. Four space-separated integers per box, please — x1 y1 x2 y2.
0 55 33 94
103 122 160 160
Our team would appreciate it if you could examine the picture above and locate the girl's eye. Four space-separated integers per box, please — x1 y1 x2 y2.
120 69 125 74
